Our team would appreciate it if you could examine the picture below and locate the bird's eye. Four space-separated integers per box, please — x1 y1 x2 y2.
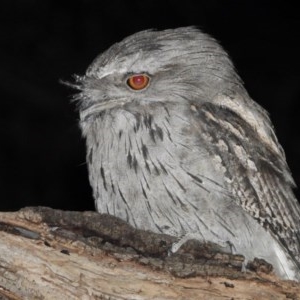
127 74 150 91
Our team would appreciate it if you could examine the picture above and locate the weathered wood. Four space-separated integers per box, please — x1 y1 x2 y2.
0 207 299 299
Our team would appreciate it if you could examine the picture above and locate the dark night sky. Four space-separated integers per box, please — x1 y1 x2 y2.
0 1 299 211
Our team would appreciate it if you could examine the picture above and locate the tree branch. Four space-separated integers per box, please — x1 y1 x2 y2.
0 207 299 299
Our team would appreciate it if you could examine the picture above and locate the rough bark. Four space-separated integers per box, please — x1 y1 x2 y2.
0 207 299 299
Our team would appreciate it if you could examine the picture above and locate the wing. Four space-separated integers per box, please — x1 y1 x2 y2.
194 98 300 267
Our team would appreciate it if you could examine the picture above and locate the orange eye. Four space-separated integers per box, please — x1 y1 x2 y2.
127 74 150 90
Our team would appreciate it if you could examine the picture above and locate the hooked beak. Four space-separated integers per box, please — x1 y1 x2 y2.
80 98 131 121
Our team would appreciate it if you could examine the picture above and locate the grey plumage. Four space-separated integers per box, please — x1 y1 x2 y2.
74 27 300 280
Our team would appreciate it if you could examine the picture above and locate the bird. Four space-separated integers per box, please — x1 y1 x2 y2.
73 27 300 280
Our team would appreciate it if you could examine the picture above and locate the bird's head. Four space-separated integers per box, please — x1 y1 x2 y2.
74 27 244 122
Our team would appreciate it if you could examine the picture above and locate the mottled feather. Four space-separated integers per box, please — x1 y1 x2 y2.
74 27 300 280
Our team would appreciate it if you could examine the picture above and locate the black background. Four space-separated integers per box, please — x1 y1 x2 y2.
1 1 299 211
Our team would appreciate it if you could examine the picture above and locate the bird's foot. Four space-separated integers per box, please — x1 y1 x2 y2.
169 233 235 255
